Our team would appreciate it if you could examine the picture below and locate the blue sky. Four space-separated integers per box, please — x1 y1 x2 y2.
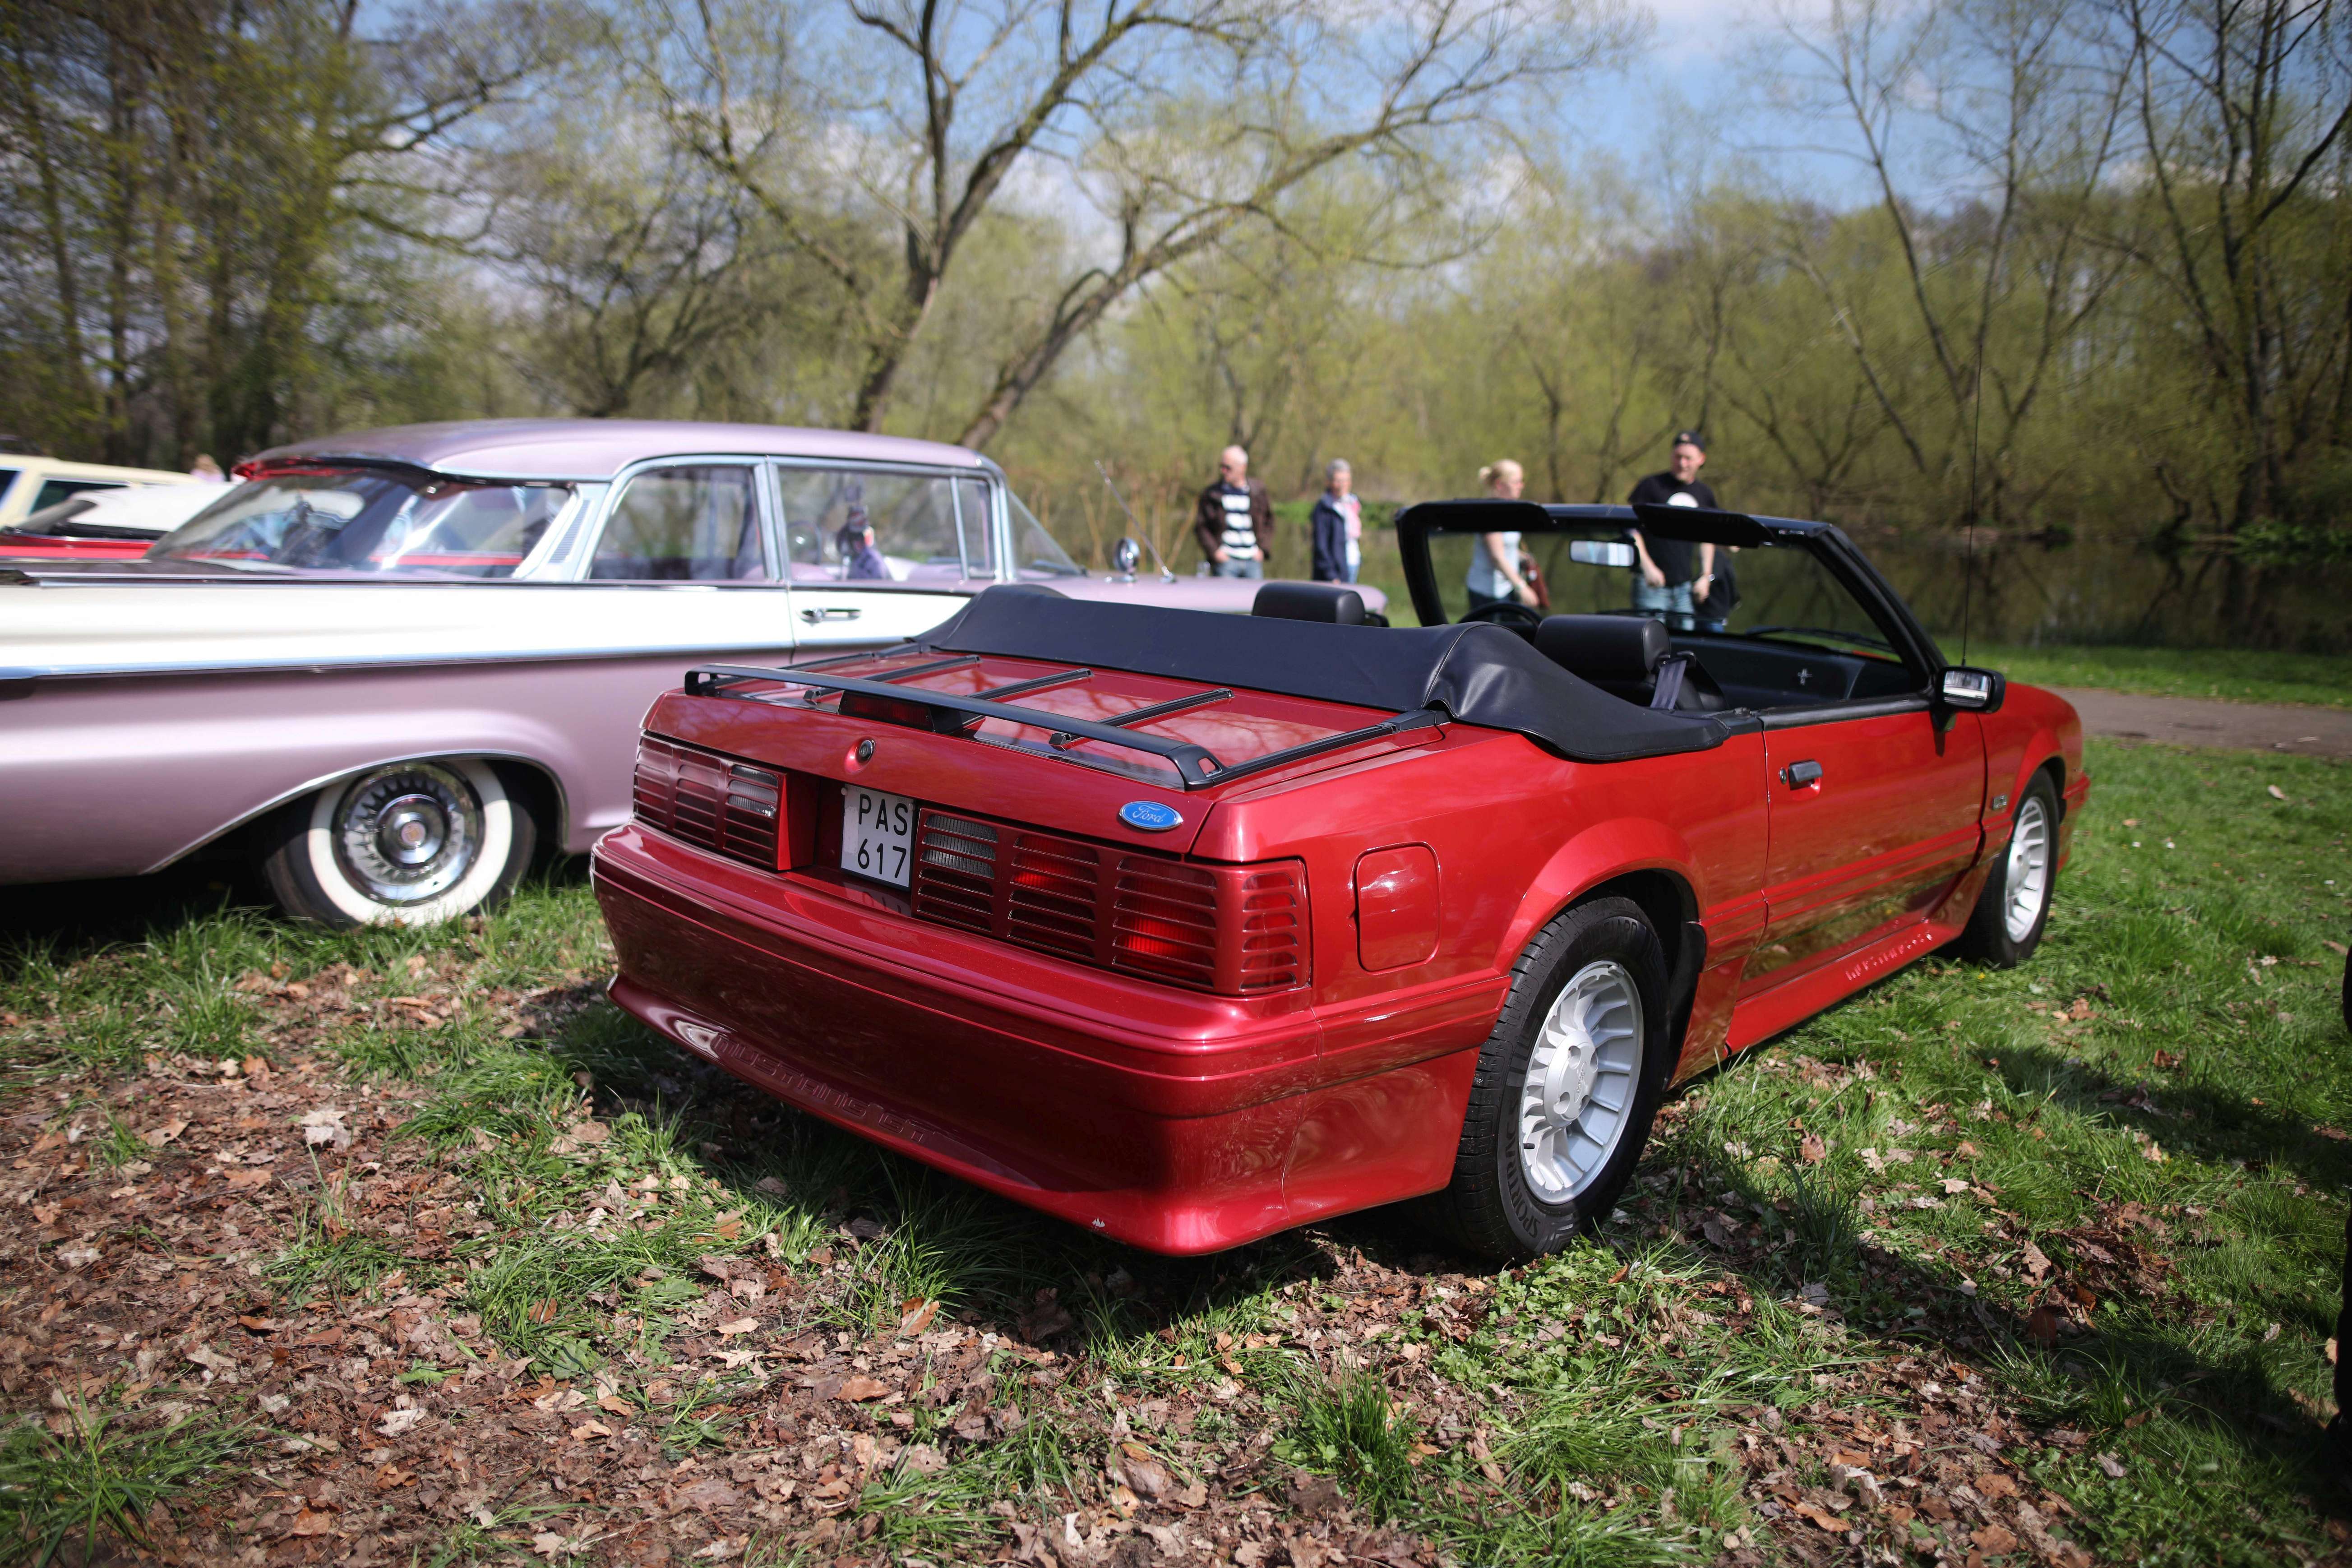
1554 0 1881 213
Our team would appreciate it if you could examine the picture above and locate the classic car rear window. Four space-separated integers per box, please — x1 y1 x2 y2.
156 470 573 576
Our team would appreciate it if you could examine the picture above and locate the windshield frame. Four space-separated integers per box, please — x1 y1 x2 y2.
1394 498 1948 688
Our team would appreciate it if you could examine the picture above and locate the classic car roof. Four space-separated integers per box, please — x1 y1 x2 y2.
247 419 991 483
909 587 1732 765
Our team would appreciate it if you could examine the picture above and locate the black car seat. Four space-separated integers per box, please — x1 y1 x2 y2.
1532 614 1728 712
1253 581 1369 624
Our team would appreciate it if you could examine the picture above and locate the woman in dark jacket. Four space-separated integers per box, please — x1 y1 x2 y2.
1310 459 1361 583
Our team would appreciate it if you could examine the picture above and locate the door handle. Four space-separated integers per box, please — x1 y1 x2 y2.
1781 759 1824 788
799 606 861 624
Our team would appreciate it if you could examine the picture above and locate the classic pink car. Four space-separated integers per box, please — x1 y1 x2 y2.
1 419 1375 925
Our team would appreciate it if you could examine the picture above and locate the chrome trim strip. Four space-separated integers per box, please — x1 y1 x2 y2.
12 641 815 681
1756 695 1932 729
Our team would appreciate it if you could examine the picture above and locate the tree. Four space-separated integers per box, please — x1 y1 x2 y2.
1767 0 2135 530
641 0 1642 446
0 0 558 464
2106 0 2352 569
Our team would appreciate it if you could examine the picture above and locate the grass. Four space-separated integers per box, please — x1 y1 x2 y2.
0 1404 250 1566
2 725 2348 1564
1972 642 2352 708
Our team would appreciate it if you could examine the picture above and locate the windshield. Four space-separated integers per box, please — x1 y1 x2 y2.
1414 513 1926 709
1421 523 1894 647
1007 489 1084 578
155 469 573 577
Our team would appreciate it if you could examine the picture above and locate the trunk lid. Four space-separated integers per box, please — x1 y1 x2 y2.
649 645 1430 853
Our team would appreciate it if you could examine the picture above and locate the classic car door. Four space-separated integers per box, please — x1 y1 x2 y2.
1721 546 1987 993
772 464 998 651
571 460 803 646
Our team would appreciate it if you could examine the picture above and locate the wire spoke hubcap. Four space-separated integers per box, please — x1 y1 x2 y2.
334 763 483 904
1516 959 1645 1206
2003 796 2051 943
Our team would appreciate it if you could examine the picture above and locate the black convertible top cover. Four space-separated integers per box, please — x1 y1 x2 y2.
914 587 1728 763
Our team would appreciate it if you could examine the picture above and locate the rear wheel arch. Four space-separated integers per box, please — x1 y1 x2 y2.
1538 867 1705 1055
484 758 569 865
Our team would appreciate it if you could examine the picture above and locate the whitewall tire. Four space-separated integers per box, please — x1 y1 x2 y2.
260 759 536 928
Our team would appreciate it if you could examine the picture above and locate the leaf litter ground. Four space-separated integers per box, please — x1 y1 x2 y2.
1 736 2347 1567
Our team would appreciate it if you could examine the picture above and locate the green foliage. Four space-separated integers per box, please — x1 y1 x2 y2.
1275 1371 1420 1521
0 1406 250 1566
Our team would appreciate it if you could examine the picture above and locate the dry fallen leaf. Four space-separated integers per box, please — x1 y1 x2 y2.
1118 1445 1174 1499
1798 1132 1827 1164
1792 1499 1847 1533
376 1407 425 1438
836 1375 891 1401
2027 1303 2060 1347
299 1109 352 1151
2268 784 2288 801
286 1508 336 1538
2095 1452 2127 1478
713 1318 759 1337
896 1298 939 1336
1972 1524 2019 1554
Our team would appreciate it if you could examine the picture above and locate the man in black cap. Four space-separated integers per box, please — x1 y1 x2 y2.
1625 431 1725 628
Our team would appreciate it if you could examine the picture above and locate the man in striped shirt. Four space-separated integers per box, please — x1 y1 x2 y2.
1193 445 1274 578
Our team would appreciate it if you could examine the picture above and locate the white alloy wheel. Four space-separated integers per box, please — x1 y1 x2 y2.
2002 795 2052 944
301 760 516 926
1516 959 1647 1205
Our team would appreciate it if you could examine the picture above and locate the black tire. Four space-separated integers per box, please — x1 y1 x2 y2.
1955 770 2060 967
1422 896 1673 1261
259 759 537 928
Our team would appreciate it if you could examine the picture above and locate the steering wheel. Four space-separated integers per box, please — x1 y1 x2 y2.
1460 600 1544 632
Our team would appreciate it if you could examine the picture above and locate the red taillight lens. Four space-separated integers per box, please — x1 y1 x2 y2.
908 808 1306 995
633 735 782 869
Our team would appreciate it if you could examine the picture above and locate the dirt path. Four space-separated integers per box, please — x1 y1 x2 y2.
2051 686 2352 758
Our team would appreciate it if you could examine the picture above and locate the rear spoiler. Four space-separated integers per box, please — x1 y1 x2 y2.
684 658 1442 791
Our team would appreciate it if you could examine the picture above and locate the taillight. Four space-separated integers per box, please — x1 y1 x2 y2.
633 735 782 869
909 808 1306 995
838 689 981 734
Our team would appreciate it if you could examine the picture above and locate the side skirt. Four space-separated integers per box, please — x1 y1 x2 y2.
1722 916 1965 1053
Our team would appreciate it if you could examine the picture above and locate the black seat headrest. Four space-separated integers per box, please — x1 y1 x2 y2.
1534 614 1671 680
1252 581 1367 624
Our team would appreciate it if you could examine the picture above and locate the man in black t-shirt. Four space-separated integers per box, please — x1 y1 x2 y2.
1626 431 1724 628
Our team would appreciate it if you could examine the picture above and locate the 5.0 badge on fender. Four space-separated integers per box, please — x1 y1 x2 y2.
1118 800 1183 833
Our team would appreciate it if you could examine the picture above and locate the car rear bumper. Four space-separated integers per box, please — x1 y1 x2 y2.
592 826 1483 1253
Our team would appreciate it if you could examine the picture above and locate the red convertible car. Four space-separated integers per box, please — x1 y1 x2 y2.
593 500 2086 1258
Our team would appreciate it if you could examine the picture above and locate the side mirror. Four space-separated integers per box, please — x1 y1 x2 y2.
1110 537 1141 580
1938 666 2005 713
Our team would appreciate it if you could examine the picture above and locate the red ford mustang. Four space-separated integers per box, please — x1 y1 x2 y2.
592 500 2086 1258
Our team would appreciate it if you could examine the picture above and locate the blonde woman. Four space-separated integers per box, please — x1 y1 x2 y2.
1464 459 1537 612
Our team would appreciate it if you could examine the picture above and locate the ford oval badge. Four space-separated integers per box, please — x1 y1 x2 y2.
1119 800 1183 833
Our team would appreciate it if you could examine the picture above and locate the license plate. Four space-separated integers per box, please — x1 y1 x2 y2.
842 785 916 887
